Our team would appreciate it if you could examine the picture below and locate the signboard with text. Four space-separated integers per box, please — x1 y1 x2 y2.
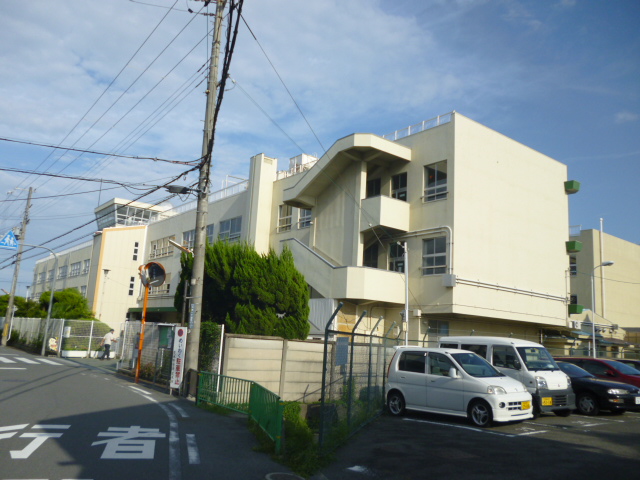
170 327 188 389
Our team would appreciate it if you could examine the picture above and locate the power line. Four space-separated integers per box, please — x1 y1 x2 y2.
0 137 198 165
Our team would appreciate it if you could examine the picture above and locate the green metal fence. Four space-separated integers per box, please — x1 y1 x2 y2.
197 371 283 453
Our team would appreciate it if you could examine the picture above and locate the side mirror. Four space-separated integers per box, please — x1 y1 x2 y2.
606 370 616 377
448 367 460 379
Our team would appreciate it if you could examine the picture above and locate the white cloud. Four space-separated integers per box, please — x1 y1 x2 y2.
615 111 639 124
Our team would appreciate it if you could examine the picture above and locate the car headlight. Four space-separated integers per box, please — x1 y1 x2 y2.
487 385 507 395
565 374 571 388
535 376 548 389
608 388 629 395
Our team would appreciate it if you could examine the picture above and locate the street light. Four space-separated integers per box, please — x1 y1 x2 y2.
590 261 614 358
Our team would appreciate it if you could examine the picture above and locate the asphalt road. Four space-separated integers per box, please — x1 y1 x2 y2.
314 407 640 480
0 346 295 480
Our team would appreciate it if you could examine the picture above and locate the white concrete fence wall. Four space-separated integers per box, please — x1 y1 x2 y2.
223 334 331 402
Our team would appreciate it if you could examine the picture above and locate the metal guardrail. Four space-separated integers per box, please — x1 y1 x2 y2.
197 372 283 453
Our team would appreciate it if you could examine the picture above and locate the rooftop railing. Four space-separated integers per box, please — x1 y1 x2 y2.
382 112 454 141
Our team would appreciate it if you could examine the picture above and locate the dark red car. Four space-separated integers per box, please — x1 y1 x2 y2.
555 357 640 389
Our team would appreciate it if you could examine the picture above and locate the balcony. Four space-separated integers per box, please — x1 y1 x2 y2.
282 238 405 304
360 195 410 233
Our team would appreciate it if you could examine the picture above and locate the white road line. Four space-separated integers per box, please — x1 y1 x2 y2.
15 357 39 364
0 367 26 370
186 434 200 464
37 358 63 365
0 356 16 363
129 386 151 395
169 403 189 418
404 417 517 437
131 389 181 480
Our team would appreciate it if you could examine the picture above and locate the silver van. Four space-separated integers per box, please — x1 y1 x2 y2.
386 346 533 427
439 336 575 417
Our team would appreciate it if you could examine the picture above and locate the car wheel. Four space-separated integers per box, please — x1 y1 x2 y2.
468 400 493 428
554 409 571 417
577 393 600 416
387 391 405 416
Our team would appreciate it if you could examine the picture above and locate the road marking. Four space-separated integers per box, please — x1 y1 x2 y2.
129 386 151 395
15 357 39 364
186 434 200 464
37 358 63 365
0 356 16 363
0 367 26 370
169 403 189 418
131 389 181 479
403 417 517 437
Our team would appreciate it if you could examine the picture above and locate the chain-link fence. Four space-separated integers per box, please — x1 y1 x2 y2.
6 317 111 356
317 307 402 452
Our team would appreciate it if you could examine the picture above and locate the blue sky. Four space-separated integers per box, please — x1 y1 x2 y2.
0 0 638 296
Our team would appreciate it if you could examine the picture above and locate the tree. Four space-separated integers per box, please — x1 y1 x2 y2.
0 294 46 318
175 242 310 341
39 288 96 320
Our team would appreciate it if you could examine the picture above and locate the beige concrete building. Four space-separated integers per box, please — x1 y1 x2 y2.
28 112 636 355
563 228 640 356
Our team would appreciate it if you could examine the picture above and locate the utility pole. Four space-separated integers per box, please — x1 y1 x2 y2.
184 0 226 381
2 187 33 345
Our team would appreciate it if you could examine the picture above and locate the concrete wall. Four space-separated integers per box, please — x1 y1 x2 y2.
223 334 328 402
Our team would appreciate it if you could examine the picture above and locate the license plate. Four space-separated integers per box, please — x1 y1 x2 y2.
522 401 531 410
636 397 640 405
542 397 553 406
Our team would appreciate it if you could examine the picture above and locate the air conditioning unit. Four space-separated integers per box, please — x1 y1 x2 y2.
412 309 422 317
569 320 581 330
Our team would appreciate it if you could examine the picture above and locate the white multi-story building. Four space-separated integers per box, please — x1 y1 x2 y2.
30 112 635 354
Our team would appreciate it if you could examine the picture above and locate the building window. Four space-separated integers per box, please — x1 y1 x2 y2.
366 178 381 198
57 265 68 279
299 208 312 229
80 285 87 298
389 243 405 273
278 205 293 232
428 319 449 336
150 236 175 259
569 256 577 276
128 276 135 296
392 172 407 201
47 270 54 282
133 242 139 261
422 237 447 275
83 259 90 274
206 224 215 244
150 273 171 296
424 160 448 201
363 244 379 268
219 217 241 241
70 262 81 277
38 272 46 284
183 230 195 249
570 295 578 305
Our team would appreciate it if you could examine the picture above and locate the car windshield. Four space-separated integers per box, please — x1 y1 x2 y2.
557 362 593 378
452 352 503 378
516 347 559 371
603 360 640 375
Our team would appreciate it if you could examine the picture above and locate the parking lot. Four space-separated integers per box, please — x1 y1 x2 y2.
315 410 640 480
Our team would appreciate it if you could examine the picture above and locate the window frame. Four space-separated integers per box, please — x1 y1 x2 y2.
388 243 405 273
298 208 312 229
424 160 448 202
278 205 293 233
392 172 407 201
422 236 447 275
219 216 242 241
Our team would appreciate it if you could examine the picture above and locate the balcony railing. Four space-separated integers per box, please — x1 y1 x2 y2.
382 112 453 141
